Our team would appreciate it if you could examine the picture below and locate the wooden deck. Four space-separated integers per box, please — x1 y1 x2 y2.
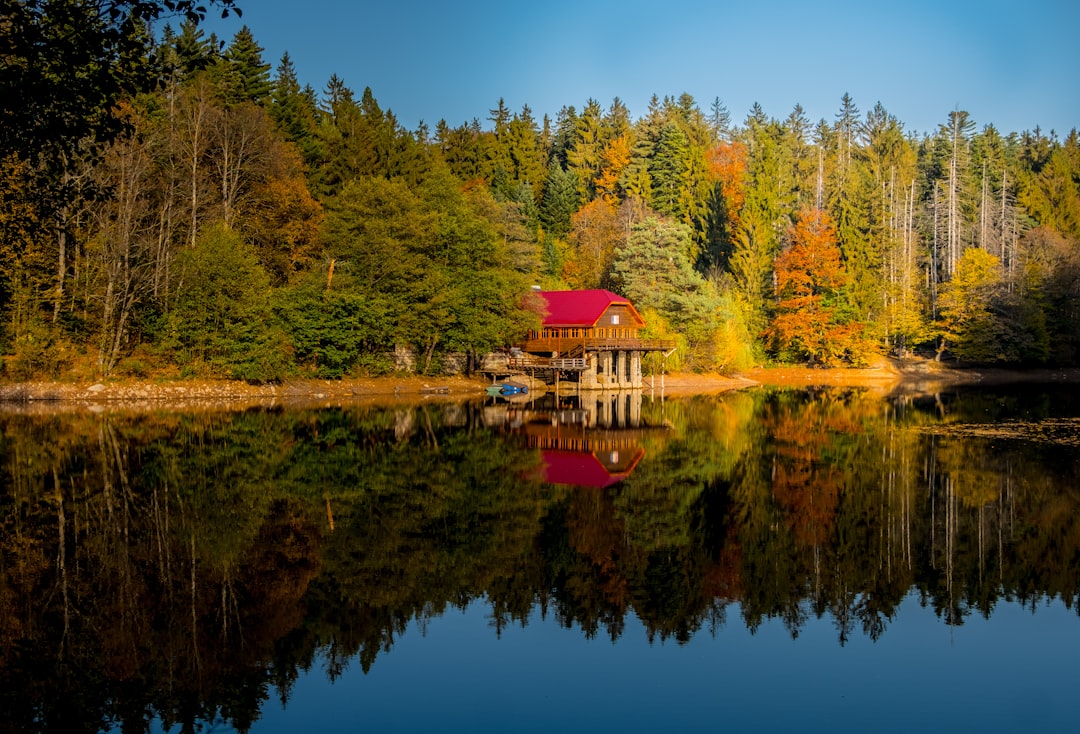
507 355 588 371
521 337 676 356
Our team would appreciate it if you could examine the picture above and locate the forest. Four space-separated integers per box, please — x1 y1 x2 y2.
2 1 1079 382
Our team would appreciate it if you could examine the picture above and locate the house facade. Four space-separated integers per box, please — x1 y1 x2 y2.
514 289 675 389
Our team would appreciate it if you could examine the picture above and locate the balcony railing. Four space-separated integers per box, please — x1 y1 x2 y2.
520 337 676 355
506 355 588 371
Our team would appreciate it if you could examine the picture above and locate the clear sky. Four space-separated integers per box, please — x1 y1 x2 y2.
199 0 1079 139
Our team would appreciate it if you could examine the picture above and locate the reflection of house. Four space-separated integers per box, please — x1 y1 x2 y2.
513 290 675 390
536 447 645 488
504 392 662 488
524 416 647 488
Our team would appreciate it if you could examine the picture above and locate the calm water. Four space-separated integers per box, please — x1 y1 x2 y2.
0 385 1077 733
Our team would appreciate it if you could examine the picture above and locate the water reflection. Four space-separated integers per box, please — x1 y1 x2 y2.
487 391 660 487
0 386 1077 732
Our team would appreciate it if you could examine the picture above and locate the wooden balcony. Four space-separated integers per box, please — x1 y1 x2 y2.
507 354 588 371
520 337 676 356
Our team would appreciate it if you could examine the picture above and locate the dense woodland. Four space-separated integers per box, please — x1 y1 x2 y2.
3 1 1080 381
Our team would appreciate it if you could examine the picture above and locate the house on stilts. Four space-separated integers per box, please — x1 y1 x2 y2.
506 289 676 389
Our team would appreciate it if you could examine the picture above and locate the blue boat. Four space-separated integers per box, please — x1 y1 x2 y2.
487 381 529 397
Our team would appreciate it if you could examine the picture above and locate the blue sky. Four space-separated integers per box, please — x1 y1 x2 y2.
199 0 1079 138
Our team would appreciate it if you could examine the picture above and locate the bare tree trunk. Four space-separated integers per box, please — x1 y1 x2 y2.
53 223 66 323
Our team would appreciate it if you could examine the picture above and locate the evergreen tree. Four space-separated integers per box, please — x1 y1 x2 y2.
165 20 218 84
730 108 794 336
436 118 485 183
622 95 667 204
538 159 579 238
269 52 321 167
650 122 691 219
860 103 925 354
709 97 733 143
506 104 545 199
549 105 578 168
219 26 273 106
566 99 604 202
610 216 736 367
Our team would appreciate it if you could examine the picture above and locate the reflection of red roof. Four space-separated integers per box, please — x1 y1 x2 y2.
536 290 644 327
536 448 644 488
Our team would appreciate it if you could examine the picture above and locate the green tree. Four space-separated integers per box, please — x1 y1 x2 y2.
566 99 604 202
650 122 691 219
539 159 579 238
859 103 925 354
610 216 730 367
166 223 289 381
1 0 236 165
269 52 322 168
217 26 273 107
157 20 217 86
936 245 986 359
730 108 792 337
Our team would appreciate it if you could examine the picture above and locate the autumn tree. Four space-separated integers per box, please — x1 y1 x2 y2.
241 140 323 286
936 247 1001 362
938 246 1050 364
701 140 747 272
768 208 864 365
563 198 621 289
0 1 238 346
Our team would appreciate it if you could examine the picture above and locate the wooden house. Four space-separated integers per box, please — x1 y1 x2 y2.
514 290 675 389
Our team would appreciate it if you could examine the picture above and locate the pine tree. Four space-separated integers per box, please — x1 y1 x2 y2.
566 99 604 202
538 159 579 239
709 97 733 143
730 109 791 336
219 26 272 106
622 95 665 204
269 52 321 166
171 20 218 81
650 122 691 219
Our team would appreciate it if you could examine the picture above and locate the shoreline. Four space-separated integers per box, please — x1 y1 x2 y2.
1 361 1077 414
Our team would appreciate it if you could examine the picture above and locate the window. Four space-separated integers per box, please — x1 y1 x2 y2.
611 314 620 325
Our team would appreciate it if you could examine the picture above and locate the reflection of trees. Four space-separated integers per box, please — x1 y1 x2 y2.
0 410 323 733
0 389 1078 730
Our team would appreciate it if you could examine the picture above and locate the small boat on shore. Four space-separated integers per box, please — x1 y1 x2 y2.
487 381 529 397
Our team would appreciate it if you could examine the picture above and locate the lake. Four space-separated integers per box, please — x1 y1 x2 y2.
0 384 1077 733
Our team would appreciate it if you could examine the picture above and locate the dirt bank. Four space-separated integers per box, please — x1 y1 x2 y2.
1 359 1076 414
0 374 494 414
740 358 1080 392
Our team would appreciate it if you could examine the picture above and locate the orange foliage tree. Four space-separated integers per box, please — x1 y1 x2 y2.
563 198 621 289
706 141 747 235
768 208 865 365
594 133 632 204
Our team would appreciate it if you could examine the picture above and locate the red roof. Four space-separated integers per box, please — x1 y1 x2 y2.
535 290 644 327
